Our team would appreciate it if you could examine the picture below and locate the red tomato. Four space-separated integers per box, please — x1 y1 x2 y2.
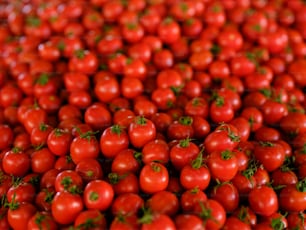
74 209 106 230
207 149 239 182
83 180 114 211
248 185 278 217
128 116 156 149
193 199 226 230
180 152 211 190
70 131 99 164
2 148 30 177
139 162 169 194
279 179 306 212
51 191 83 225
7 202 37 230
27 212 58 230
253 141 285 172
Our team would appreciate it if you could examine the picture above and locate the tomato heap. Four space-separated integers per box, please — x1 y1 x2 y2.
0 0 306 229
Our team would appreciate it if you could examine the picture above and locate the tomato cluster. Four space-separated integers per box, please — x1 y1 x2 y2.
0 0 306 229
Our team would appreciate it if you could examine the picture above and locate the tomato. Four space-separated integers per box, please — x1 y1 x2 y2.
0 125 13 150
27 212 58 230
128 116 156 149
108 172 139 195
279 179 306 212
83 180 114 211
54 170 81 192
157 17 180 44
170 138 200 171
6 182 36 204
2 148 30 177
74 209 107 230
70 131 99 164
180 152 211 190
139 162 169 194
7 202 37 230
180 187 207 212
139 212 176 230
111 148 141 174
47 128 72 156
51 191 83 225
253 141 285 172
84 103 112 130
146 190 179 216
287 212 306 230
110 214 139 230
223 216 252 230
31 147 56 174
210 182 239 213
204 124 240 154
207 149 239 182
193 199 226 230
248 185 278 217
167 116 194 140
75 158 103 183
175 214 205 230
209 94 235 123
111 193 144 216
68 50 98 75
94 74 120 103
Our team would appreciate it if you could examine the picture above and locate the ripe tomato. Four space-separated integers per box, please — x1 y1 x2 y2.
83 180 114 211
170 138 200 171
74 209 107 230
2 148 30 177
180 152 211 190
27 211 58 230
7 202 37 230
204 124 240 154
248 185 278 217
279 179 306 212
210 182 240 213
47 128 72 156
207 149 239 182
128 116 156 149
51 191 83 225
139 212 176 230
70 131 99 164
193 199 226 230
253 141 285 172
111 193 144 216
139 162 169 194
175 214 205 230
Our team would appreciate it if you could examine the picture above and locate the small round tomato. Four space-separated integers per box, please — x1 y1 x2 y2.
7 202 37 230
51 191 83 225
139 162 169 194
279 179 306 212
207 149 239 182
253 141 285 172
111 193 144 216
31 147 56 174
27 212 58 230
74 209 107 230
70 131 99 164
47 128 72 156
175 214 205 230
128 116 156 149
193 199 226 230
2 148 30 177
83 180 114 211
180 153 211 190
248 185 278 217
170 138 200 171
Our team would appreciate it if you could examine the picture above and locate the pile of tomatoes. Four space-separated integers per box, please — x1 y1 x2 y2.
0 0 306 229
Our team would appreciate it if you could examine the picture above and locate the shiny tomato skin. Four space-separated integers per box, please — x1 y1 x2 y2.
248 185 278 217
139 162 169 194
